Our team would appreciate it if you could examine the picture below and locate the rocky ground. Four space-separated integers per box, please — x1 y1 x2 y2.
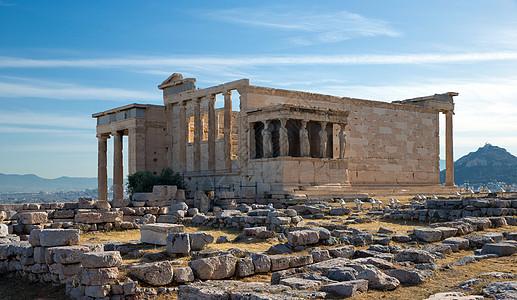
3 193 517 299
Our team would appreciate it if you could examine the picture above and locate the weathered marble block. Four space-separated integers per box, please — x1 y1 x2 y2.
140 223 184 245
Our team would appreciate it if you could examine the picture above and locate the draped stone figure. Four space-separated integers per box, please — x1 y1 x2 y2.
279 119 289 156
262 121 272 158
299 121 310 157
339 123 347 159
319 122 328 158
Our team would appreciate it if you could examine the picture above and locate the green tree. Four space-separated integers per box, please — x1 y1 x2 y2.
127 168 185 199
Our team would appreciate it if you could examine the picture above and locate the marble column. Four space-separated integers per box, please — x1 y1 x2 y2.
262 120 272 158
97 134 108 201
113 131 124 201
339 123 347 159
223 90 232 171
279 118 289 156
207 94 216 171
319 122 328 158
193 97 201 172
445 110 455 186
299 120 310 157
179 102 187 172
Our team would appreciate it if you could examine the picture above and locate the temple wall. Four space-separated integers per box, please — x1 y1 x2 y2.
242 86 440 188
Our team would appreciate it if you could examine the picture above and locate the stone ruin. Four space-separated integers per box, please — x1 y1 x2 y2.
2 192 517 299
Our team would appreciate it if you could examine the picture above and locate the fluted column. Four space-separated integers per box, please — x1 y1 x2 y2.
223 90 232 171
319 121 328 158
193 97 201 172
279 118 289 156
207 94 216 171
262 120 272 158
97 134 108 201
445 110 455 186
339 123 347 159
299 120 310 157
113 131 123 201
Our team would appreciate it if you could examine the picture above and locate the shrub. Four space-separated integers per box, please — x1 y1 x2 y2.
127 168 185 198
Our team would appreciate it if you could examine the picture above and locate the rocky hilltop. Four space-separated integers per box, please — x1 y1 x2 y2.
0 173 111 193
441 144 517 185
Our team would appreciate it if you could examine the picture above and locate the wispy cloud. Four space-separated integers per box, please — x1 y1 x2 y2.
0 110 94 129
2 52 517 70
0 126 93 136
0 80 159 102
207 9 400 45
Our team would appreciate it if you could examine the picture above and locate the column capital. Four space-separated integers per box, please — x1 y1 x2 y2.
222 90 232 97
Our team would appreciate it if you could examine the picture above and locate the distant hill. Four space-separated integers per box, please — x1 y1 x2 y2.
0 173 112 193
440 144 517 185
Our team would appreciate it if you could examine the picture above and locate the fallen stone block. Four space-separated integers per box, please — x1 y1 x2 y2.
289 254 313 268
287 230 319 247
421 243 453 255
357 268 400 290
442 237 470 250
385 268 433 284
484 232 504 243
17 212 48 225
280 277 323 290
414 227 442 243
480 243 517 256
434 227 458 239
81 251 122 268
270 255 291 271
426 292 483 300
189 254 237 280
85 285 111 298
129 261 174 286
482 281 517 299
174 266 195 283
320 279 369 298
53 245 90 264
465 233 494 249
252 253 271 273
395 249 435 264
39 229 80 247
140 223 184 245
328 245 355 258
81 267 119 285
244 226 267 236
189 232 214 251
236 257 254 277
166 232 190 255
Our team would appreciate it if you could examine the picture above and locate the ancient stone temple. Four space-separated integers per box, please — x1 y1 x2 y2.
93 73 457 200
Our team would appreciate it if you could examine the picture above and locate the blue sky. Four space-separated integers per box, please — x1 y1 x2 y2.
1 0 517 178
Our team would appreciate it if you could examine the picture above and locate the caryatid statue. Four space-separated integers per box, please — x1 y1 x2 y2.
299 120 310 157
319 122 328 158
262 120 272 158
279 118 289 156
339 123 347 159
